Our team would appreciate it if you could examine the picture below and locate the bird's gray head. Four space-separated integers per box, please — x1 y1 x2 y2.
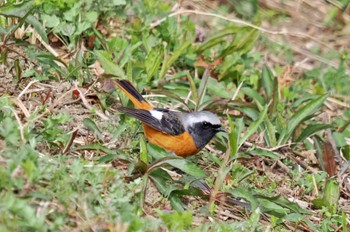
183 111 225 150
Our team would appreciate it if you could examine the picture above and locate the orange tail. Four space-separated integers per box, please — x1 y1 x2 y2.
114 80 153 110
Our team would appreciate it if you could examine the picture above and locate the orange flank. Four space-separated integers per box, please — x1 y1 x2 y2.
143 124 199 157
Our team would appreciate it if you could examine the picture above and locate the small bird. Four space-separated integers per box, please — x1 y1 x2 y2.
114 80 225 157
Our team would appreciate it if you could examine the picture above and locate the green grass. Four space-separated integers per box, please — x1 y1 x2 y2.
1 0 350 231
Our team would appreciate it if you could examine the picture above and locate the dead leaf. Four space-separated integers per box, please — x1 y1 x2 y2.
322 142 337 177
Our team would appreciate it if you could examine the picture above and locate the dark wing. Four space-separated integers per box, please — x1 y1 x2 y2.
118 107 185 135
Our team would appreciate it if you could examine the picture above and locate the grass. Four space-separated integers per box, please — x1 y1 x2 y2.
1 0 350 231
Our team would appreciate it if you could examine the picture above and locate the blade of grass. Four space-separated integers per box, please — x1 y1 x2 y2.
139 137 148 164
195 67 210 111
279 94 328 145
197 26 239 53
186 72 198 105
261 65 274 99
159 41 191 79
26 15 48 43
263 115 277 147
239 105 268 149
227 115 238 158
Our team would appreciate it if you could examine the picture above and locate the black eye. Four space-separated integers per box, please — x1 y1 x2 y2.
202 121 210 129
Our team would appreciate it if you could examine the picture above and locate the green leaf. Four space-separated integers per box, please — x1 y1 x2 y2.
63 2 81 21
240 87 265 106
263 114 277 147
0 0 33 17
139 137 148 164
246 208 261 231
163 158 206 178
95 50 125 77
26 15 48 43
97 154 117 163
239 105 268 148
197 26 239 53
261 65 274 99
73 144 116 155
83 118 103 139
147 143 170 160
323 178 340 214
148 157 206 178
333 131 347 147
35 53 67 75
196 70 211 110
85 11 98 23
228 187 258 210
21 159 38 181
112 0 127 5
249 148 280 159
119 42 143 68
254 194 310 217
258 199 290 217
159 210 193 230
186 72 198 104
169 195 185 212
159 41 191 79
207 78 231 98
231 117 245 160
149 169 178 198
145 48 162 80
342 211 348 232
111 121 128 141
227 115 238 157
41 14 60 28
295 124 333 143
221 28 259 56
279 94 328 145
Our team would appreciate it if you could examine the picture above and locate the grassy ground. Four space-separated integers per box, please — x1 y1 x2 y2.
0 0 350 231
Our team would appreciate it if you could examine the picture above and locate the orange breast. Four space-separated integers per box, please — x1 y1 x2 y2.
143 124 199 157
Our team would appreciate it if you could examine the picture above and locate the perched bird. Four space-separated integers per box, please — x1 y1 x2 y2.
114 80 225 157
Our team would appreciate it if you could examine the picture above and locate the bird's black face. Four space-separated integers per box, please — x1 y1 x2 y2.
188 121 224 150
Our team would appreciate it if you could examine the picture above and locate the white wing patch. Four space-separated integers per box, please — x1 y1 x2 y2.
150 110 164 121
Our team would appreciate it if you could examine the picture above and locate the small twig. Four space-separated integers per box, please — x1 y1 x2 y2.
268 37 345 73
34 30 66 68
276 160 292 175
74 86 109 121
243 141 292 152
224 81 244 114
48 89 74 111
18 80 38 99
288 150 316 173
312 174 319 196
35 82 59 89
11 98 30 118
150 9 332 48
62 129 79 154
231 81 244 101
13 80 41 118
326 97 349 108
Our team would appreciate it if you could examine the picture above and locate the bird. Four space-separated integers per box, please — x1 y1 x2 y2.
114 79 225 157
